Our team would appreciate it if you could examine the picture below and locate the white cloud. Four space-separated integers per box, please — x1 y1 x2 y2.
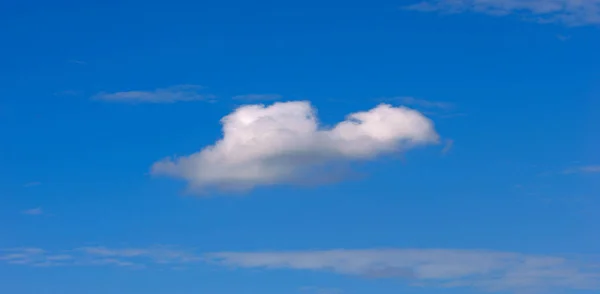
22 207 43 215
232 94 282 101
206 249 600 292
93 85 214 104
151 101 439 191
405 0 600 26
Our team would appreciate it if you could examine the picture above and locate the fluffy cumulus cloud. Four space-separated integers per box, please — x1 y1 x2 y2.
206 249 600 292
151 101 439 191
405 0 600 26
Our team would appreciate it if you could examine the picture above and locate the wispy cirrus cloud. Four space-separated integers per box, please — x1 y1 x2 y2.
232 94 282 101
392 96 454 109
93 85 215 104
441 139 454 155
299 286 343 294
405 0 600 26
21 207 43 215
379 97 463 117
557 34 571 41
206 248 600 292
0 248 62 267
0 246 200 268
563 165 600 174
3 246 600 292
68 59 87 65
23 181 41 188
54 90 82 97
77 246 201 264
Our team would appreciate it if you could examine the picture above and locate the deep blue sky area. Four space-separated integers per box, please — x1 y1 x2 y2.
1 1 599 294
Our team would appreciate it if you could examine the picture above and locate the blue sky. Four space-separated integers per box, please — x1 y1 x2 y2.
1 0 600 293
